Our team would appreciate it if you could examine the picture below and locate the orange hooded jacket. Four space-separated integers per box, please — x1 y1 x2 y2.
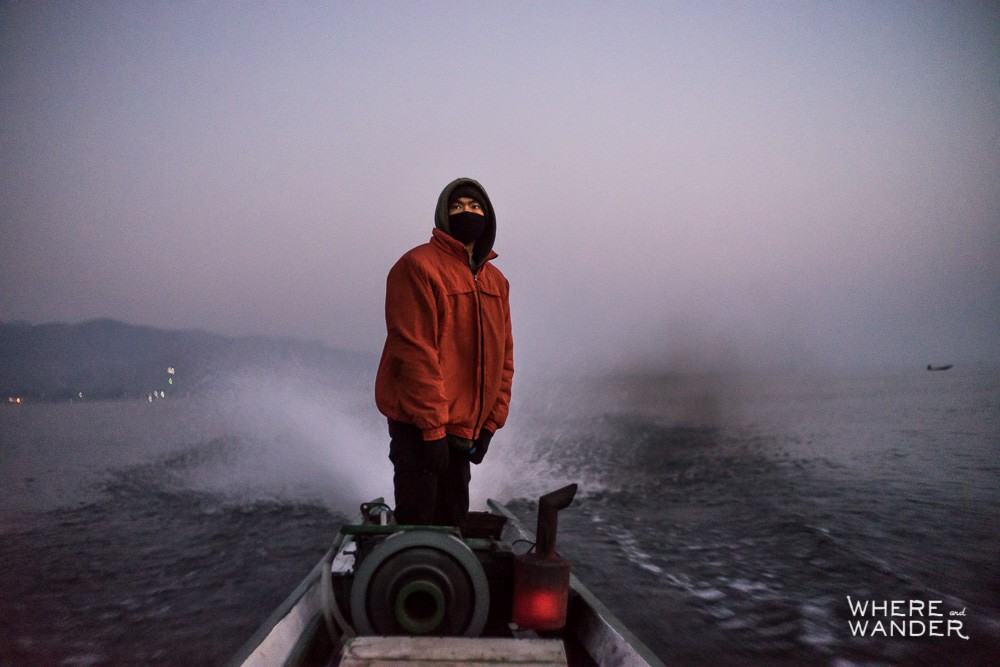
375 178 513 442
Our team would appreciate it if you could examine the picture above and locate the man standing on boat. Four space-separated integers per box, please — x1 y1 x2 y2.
375 178 514 526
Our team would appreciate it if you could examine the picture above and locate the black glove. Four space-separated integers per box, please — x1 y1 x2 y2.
468 429 493 465
423 437 449 474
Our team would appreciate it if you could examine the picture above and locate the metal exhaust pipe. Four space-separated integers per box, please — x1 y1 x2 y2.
535 483 578 558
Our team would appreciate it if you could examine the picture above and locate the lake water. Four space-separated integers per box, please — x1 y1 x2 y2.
1 366 997 665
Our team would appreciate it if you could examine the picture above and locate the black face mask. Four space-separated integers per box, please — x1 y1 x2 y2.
448 211 486 244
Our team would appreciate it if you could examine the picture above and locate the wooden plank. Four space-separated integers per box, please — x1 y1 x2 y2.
339 637 567 666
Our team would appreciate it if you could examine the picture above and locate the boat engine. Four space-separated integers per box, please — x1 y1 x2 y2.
349 528 490 637
329 486 578 639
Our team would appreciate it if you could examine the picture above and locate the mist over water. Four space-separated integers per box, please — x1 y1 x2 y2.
0 375 378 521
184 368 575 513
0 364 575 525
187 370 391 513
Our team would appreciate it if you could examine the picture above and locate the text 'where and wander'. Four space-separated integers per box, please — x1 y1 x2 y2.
846 596 969 640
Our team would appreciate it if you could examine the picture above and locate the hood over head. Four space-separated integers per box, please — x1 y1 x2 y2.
435 177 496 271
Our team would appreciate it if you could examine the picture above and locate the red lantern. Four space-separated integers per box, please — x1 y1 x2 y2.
512 551 570 630
511 484 577 631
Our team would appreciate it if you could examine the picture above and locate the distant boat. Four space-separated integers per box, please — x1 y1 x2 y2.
926 364 953 371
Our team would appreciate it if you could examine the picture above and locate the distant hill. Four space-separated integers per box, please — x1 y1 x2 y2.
0 319 375 401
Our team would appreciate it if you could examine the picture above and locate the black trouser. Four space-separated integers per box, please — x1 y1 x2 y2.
387 420 470 526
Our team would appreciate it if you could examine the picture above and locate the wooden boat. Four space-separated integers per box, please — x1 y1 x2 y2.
226 484 664 666
926 364 953 371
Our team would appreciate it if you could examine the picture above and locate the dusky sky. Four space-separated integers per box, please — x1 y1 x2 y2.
2 1 998 373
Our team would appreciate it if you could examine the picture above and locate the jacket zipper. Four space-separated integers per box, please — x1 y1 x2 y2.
473 271 486 439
